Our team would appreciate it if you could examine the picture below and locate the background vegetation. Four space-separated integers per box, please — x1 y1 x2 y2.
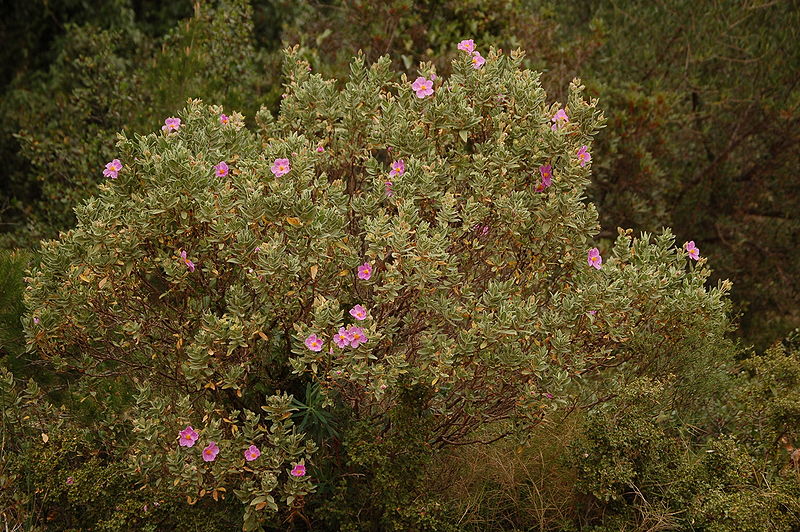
1 0 798 530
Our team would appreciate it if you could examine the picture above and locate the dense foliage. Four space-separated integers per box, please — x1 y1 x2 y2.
0 0 276 246
283 0 800 345
1 1 799 530
3 1 798 343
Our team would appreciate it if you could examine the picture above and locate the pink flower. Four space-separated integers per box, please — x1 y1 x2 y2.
357 262 372 280
162 117 181 133
244 445 261 462
543 392 554 399
305 334 324 352
577 146 591 167
471 52 485 69
473 224 489 237
346 326 367 348
180 250 195 273
349 304 367 321
551 109 569 131
66 476 75 485
271 158 291 177
219 114 230 125
179 425 200 447
457 39 475 53
411 77 434 99
103 159 123 179
290 463 306 477
33 317 40 325
202 441 219 462
214 161 229 178
316 145 325 153
333 327 352 348
536 164 553 192
588 248 603 270
684 241 700 260
389 159 405 177
385 181 394 197
588 310 597 315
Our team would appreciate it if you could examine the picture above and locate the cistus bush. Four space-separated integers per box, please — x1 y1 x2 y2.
0 366 249 531
554 0 800 345
1 0 275 248
284 0 800 346
24 45 735 529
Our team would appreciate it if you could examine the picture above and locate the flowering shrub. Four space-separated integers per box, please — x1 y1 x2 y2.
0 365 248 530
1 0 275 247
24 45 735 528
279 0 800 346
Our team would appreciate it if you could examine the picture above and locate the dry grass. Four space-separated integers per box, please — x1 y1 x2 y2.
426 415 583 531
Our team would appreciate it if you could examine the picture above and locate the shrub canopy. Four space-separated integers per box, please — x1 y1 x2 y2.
22 47 736 528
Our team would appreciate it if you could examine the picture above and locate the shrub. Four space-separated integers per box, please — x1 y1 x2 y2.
5 0 795 350
571 374 800 531
0 0 276 247
0 249 32 367
285 0 800 346
0 366 247 530
23 45 737 528
554 0 800 345
733 340 800 465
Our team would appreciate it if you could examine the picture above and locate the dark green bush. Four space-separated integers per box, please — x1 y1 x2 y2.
571 374 800 531
556 0 800 345
0 250 32 365
318 402 457 531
